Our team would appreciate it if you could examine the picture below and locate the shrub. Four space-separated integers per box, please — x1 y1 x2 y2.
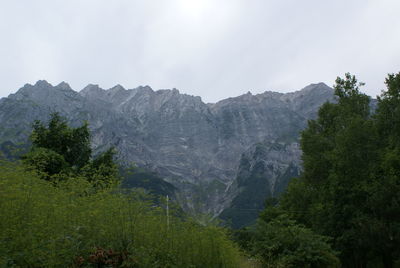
0 161 241 267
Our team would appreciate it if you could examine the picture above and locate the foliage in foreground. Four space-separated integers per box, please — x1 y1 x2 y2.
233 200 340 268
274 73 400 267
0 162 241 267
254 215 339 268
234 72 400 268
22 113 118 188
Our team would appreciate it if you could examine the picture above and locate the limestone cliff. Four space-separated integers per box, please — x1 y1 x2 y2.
0 81 335 224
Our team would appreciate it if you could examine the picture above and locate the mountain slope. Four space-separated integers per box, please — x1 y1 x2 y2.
220 141 302 228
0 81 335 223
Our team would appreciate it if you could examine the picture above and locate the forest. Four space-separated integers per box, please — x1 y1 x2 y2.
1 72 400 267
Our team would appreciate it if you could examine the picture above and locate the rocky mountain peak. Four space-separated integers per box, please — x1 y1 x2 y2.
80 84 104 95
109 84 125 92
56 81 72 91
0 80 337 223
9 80 78 103
79 84 108 103
279 82 335 118
34 80 53 88
135 85 154 93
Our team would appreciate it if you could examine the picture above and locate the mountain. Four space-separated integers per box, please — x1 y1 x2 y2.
0 80 335 226
219 141 302 228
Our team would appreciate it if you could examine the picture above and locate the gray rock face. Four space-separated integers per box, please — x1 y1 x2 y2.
0 81 335 218
220 141 302 228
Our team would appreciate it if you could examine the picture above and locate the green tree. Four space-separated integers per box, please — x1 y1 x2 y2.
23 113 118 187
367 72 400 267
22 147 68 180
253 202 339 268
81 147 118 188
275 73 400 267
30 113 91 169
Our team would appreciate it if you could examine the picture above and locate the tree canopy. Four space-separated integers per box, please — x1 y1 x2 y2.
273 73 400 267
22 113 118 188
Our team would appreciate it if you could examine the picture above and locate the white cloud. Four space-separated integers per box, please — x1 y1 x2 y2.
0 0 399 102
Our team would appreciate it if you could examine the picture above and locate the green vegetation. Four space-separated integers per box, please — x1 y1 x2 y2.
2 72 400 267
253 215 339 267
0 162 241 267
120 166 176 198
0 113 242 267
237 73 400 267
22 113 118 188
233 199 340 267
0 141 28 160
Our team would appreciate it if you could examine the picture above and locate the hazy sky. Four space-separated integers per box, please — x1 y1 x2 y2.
1 0 399 102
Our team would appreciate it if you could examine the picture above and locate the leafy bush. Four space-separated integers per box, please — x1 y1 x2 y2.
22 113 118 188
0 161 241 267
253 215 340 268
233 199 340 268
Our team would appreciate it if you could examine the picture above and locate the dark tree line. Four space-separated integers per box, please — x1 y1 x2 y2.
280 73 400 267
235 73 400 267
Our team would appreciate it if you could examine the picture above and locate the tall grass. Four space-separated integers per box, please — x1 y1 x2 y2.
0 161 241 267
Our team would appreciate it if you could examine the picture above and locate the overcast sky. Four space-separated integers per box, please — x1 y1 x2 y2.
1 0 399 103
